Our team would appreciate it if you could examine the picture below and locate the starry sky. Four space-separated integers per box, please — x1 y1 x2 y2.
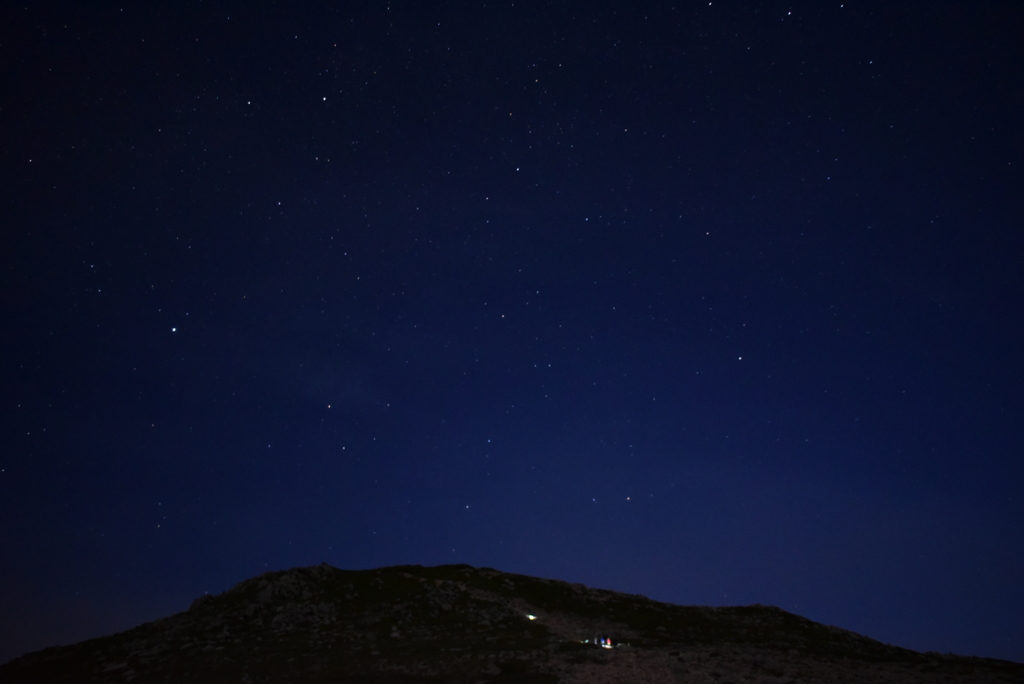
2 1 1022 665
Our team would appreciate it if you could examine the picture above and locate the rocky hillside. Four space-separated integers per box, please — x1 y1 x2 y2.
1 563 1020 683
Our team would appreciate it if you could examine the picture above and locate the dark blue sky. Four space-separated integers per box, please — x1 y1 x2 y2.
2 1 1022 665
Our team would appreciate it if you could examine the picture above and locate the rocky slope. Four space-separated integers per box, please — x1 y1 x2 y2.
1 563 1020 683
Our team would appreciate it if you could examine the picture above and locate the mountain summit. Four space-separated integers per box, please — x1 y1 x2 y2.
1 563 1020 683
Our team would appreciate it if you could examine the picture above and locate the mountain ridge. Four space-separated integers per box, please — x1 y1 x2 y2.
2 563 1020 683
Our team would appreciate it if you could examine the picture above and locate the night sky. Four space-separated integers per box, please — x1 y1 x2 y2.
2 2 1022 665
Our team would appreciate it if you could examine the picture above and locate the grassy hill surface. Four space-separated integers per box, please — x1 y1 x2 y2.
1 563 1020 683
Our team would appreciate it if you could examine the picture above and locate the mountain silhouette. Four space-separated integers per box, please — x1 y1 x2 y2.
1 563 1020 683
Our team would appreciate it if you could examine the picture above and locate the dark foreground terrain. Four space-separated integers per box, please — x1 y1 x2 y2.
1 563 1020 683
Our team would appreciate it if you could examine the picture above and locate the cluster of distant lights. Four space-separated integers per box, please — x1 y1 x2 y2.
526 615 617 649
